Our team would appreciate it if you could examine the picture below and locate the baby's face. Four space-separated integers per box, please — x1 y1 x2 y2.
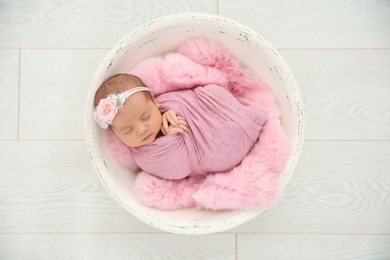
110 92 162 147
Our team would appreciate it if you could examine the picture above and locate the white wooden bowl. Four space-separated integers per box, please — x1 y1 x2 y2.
85 13 304 234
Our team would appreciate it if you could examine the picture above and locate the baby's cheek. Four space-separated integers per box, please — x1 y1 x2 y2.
119 135 133 146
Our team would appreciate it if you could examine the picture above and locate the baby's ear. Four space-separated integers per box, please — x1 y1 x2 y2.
154 99 160 108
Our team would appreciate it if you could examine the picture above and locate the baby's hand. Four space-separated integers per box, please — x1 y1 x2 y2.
162 110 179 133
161 110 188 135
164 122 188 135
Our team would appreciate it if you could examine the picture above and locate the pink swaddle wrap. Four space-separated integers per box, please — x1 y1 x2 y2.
130 84 266 180
107 37 290 210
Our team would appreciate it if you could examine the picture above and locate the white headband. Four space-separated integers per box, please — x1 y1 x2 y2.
117 87 150 104
93 86 151 129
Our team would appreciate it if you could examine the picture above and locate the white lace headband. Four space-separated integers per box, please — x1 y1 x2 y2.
93 86 151 129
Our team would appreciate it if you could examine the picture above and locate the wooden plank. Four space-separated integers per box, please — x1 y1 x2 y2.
237 234 390 260
18 49 390 141
280 49 390 140
3 141 389 235
220 0 390 49
233 141 390 234
19 49 107 139
0 0 217 48
0 141 157 233
0 49 19 139
0 234 235 259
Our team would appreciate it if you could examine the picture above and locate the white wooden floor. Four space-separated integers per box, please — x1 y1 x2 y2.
1 1 390 259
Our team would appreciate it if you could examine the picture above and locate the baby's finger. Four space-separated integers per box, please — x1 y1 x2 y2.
178 124 189 132
177 118 188 126
167 113 179 126
177 116 187 122
172 127 184 134
161 125 167 135
162 117 169 133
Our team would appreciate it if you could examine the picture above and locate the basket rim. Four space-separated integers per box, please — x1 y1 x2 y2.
84 12 305 234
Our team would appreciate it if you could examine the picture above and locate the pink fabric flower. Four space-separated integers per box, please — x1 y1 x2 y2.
93 87 151 129
93 96 118 129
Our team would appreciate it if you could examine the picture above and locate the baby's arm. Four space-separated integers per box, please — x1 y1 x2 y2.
161 110 188 135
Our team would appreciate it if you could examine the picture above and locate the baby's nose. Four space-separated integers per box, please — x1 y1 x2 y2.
138 124 148 135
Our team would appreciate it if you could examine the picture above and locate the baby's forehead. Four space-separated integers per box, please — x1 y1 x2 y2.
128 90 149 101
112 96 149 126
124 92 152 111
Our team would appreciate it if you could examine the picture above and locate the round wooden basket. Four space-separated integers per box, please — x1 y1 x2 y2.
85 13 304 234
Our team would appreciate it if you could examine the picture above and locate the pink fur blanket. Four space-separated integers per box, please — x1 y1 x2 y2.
107 37 290 210
131 84 266 180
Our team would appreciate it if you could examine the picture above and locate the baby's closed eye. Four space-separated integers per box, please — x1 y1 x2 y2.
142 114 151 120
125 127 133 134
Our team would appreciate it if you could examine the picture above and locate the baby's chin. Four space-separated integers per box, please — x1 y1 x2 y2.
141 137 155 146
129 134 157 147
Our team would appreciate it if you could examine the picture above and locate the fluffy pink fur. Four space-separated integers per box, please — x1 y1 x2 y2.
134 173 204 210
107 37 290 211
106 129 139 172
130 53 229 97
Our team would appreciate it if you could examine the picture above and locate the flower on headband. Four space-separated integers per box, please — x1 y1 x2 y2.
93 86 151 129
93 95 121 129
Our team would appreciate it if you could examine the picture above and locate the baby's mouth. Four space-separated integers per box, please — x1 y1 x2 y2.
142 133 153 141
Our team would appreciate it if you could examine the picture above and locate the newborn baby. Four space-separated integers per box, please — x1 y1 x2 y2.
94 73 266 180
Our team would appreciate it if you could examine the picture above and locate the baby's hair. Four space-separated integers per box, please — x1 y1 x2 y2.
94 74 152 107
